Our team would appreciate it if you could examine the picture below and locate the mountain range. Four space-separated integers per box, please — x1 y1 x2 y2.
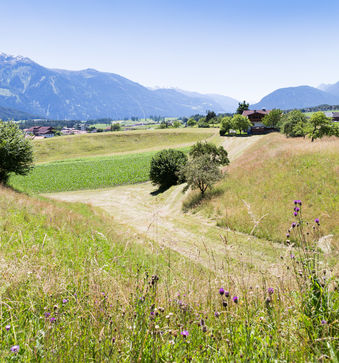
0 53 238 120
1 52 339 120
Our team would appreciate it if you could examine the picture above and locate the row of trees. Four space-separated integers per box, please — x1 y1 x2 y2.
149 142 229 194
219 114 252 135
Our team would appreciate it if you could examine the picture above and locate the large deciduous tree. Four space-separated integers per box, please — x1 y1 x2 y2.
281 110 308 137
231 114 252 134
0 121 34 184
189 141 229 166
262 109 283 129
307 111 334 141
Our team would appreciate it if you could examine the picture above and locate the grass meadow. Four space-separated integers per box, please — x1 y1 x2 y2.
9 148 189 193
0 185 338 361
33 128 216 163
185 134 339 249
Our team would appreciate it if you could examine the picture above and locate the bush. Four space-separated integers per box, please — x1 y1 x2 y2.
111 123 121 131
149 149 187 189
0 121 34 184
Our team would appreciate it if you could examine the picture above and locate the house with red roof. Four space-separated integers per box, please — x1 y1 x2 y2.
242 109 275 134
25 126 55 138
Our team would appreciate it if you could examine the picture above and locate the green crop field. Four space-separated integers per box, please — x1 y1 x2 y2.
10 148 189 193
33 128 216 163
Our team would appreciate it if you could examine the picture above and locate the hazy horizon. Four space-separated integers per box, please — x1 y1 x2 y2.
1 0 339 103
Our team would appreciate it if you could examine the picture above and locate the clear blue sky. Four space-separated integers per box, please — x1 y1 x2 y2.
1 0 338 102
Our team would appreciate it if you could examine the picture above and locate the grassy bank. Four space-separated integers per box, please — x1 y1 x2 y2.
191 134 339 246
33 128 216 163
0 186 338 361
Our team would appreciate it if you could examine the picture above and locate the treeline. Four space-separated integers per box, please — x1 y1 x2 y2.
285 104 339 113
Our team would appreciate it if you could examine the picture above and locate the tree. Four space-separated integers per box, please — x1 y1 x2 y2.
262 109 283 129
0 121 34 184
149 149 187 189
173 120 181 128
236 100 249 114
231 114 252 134
181 155 222 195
187 118 197 127
206 110 217 123
307 112 334 141
281 110 308 137
189 141 229 166
197 117 209 128
111 123 121 131
159 120 169 129
219 116 233 136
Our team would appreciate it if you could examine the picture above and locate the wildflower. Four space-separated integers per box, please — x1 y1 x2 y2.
50 317 56 323
294 207 300 212
225 291 230 297
5 324 10 331
268 287 274 295
294 212 298 217
222 300 228 308
290 254 295 259
219 288 225 295
315 218 320 225
286 233 290 238
202 326 207 333
44 312 50 318
214 311 220 317
298 200 302 205
291 222 296 228
181 330 189 338
62 299 68 304
10 345 20 353
321 320 327 325
233 296 238 303
294 200 298 205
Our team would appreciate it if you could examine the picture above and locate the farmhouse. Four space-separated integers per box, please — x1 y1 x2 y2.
242 109 274 134
25 126 55 138
332 112 339 122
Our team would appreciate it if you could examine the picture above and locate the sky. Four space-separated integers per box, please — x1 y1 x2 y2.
1 0 339 102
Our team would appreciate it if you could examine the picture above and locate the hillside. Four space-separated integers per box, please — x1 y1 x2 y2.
320 81 339 98
0 105 37 120
2 132 338 360
194 134 339 249
0 53 237 119
251 85 339 110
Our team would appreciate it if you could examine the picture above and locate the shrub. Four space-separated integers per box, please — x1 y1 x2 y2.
149 149 187 189
111 123 121 131
219 116 233 136
0 121 34 184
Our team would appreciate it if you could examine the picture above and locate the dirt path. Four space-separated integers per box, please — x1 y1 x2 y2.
46 135 289 281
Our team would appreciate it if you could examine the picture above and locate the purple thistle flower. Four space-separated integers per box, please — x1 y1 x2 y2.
315 218 320 225
298 200 302 205
50 317 56 323
294 200 298 205
225 291 230 297
294 212 298 217
214 311 220 317
5 324 11 331
233 296 238 303
290 254 295 259
62 299 68 304
268 287 274 295
10 345 20 353
286 233 290 238
44 312 50 318
181 330 189 337
294 207 300 212
291 222 296 228
321 320 327 325
219 288 225 295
